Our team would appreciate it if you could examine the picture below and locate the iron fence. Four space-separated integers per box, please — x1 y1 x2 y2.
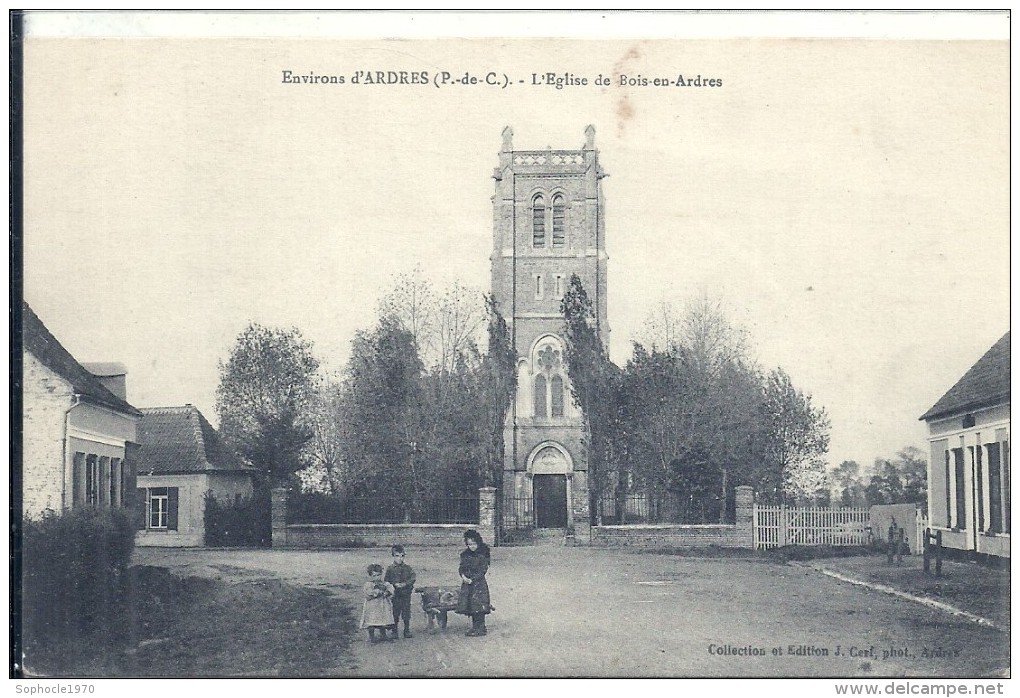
501 496 535 531
599 491 735 525
288 493 478 525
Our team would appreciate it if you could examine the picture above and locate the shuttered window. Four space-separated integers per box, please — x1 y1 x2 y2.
146 487 179 531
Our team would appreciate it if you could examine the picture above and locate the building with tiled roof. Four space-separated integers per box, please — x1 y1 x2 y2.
921 332 1010 559
21 301 141 516
136 405 256 547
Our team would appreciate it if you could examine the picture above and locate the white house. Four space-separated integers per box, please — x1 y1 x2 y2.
22 302 141 517
136 405 256 547
921 332 1010 559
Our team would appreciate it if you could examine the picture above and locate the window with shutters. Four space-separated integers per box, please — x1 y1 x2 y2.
146 487 179 531
532 195 546 247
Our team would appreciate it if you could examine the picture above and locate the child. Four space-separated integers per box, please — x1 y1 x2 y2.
360 563 395 644
384 544 417 639
456 529 492 637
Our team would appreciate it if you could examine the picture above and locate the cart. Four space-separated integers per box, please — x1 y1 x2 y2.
416 586 460 630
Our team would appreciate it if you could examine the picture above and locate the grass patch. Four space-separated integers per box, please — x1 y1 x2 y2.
22 566 358 677
637 544 763 559
816 557 1011 629
764 545 875 563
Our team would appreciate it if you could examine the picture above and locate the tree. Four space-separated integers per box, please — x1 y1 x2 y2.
216 323 319 486
561 274 617 521
298 375 348 494
624 296 761 519
377 267 487 373
480 294 516 488
754 368 831 504
340 315 425 512
865 447 927 505
832 460 867 506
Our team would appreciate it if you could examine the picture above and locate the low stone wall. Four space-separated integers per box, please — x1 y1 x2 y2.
271 486 497 549
282 523 476 548
591 523 750 548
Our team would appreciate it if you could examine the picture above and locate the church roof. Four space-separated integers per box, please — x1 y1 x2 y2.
920 332 1010 421
22 302 140 416
137 406 253 475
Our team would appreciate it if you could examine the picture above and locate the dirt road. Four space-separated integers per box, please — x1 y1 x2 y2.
133 546 1008 678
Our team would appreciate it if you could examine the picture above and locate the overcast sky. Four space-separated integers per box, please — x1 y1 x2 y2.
22 32 1008 473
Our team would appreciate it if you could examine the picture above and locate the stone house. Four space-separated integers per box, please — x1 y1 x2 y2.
21 302 141 517
136 405 256 547
921 331 1010 559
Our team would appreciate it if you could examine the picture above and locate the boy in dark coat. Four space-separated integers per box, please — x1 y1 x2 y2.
385 544 416 639
456 529 492 636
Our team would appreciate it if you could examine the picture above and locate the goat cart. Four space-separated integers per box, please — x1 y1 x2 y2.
416 586 460 630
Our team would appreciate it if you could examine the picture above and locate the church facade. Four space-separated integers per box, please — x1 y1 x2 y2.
490 126 609 541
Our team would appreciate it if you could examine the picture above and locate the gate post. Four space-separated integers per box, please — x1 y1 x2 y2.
778 504 788 547
735 486 754 549
478 487 497 546
271 487 289 548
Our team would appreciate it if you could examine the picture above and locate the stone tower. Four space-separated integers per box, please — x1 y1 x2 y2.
490 126 609 541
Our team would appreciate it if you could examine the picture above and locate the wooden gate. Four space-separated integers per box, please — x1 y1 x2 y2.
754 505 871 549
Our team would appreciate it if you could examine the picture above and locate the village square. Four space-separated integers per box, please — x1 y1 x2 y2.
17 124 1010 679
14 26 1009 682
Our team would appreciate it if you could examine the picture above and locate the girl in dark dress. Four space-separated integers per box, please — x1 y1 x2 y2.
456 529 492 636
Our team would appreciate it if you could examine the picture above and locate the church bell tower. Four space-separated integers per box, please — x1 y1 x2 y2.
490 125 609 541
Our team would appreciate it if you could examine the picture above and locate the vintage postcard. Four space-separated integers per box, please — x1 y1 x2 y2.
13 11 1010 687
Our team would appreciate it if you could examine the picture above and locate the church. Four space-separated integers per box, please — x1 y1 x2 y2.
490 126 609 542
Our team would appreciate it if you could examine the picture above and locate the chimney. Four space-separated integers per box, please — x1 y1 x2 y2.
82 362 128 401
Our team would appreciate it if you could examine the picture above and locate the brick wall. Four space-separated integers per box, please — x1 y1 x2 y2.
284 524 473 548
22 352 74 516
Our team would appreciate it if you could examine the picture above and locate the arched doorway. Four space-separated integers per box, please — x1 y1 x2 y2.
528 443 572 529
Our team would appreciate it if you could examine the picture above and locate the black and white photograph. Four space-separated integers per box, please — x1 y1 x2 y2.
11 11 1010 686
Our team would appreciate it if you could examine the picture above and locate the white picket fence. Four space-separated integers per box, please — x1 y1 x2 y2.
753 505 872 549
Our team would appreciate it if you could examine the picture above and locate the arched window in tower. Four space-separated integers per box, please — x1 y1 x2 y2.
533 374 548 417
550 375 564 417
532 194 546 247
551 194 566 248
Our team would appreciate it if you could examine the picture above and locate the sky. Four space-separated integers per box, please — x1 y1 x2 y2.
20 20 1009 475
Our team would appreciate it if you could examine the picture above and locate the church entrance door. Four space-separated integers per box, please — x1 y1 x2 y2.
533 474 567 528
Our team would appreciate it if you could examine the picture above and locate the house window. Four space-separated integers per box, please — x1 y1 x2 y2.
146 487 179 531
551 194 566 247
550 375 564 417
534 375 548 418
943 449 951 527
952 448 966 529
974 445 984 531
532 195 546 247
534 274 544 300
